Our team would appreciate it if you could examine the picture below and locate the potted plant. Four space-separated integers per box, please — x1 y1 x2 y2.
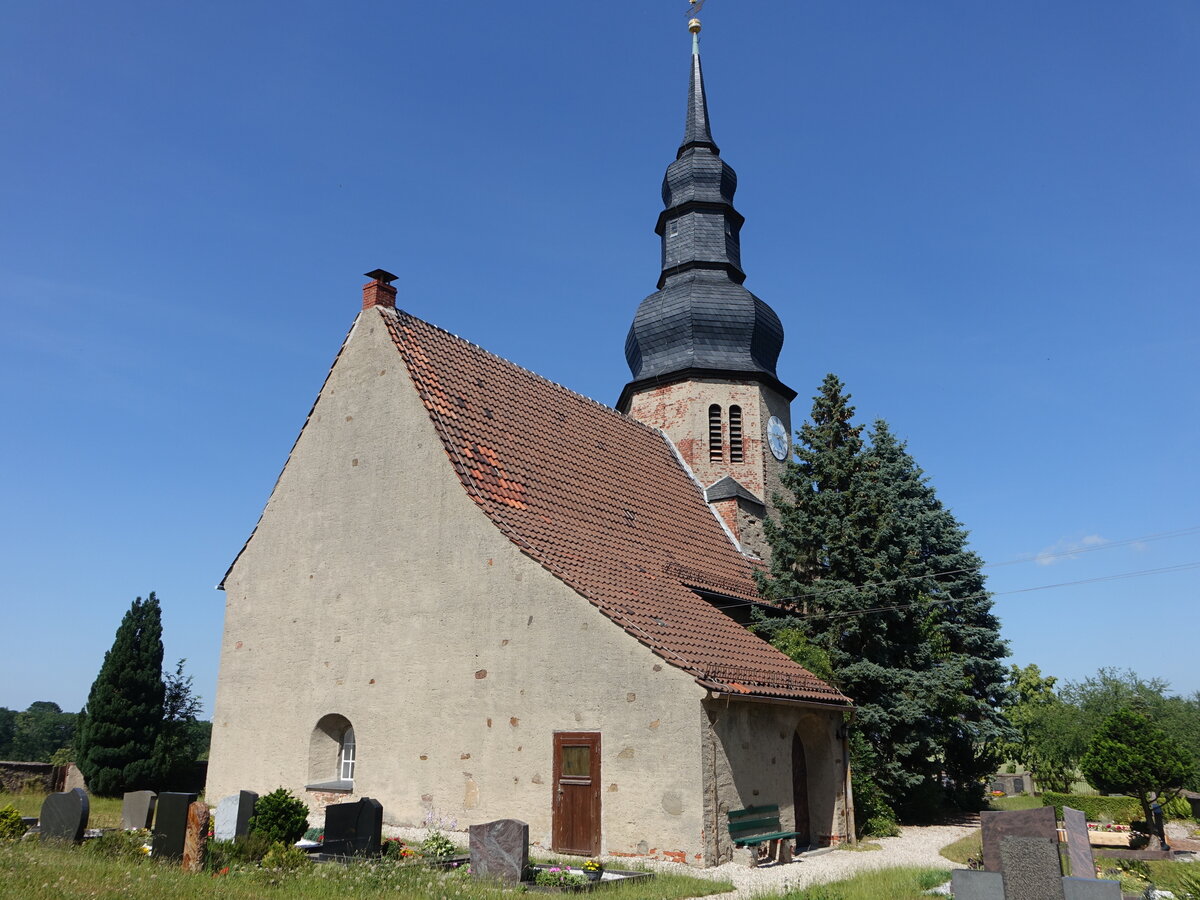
582 858 604 882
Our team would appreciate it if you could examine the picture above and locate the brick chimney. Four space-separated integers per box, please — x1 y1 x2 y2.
362 268 398 310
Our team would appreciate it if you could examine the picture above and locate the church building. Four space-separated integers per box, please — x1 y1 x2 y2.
206 19 855 866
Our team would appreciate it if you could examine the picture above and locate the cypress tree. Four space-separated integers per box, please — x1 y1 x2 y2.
76 594 166 796
760 377 1011 818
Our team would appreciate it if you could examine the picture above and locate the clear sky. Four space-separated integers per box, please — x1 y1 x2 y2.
1 2 1197 718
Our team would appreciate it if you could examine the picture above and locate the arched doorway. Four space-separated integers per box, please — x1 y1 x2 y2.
791 732 811 848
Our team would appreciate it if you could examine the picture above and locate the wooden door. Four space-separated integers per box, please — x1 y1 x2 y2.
552 732 601 855
792 733 811 847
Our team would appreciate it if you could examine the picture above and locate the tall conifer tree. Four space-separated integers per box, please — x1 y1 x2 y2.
760 377 1010 817
76 593 166 795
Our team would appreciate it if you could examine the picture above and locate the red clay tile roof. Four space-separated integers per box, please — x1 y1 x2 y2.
382 308 850 707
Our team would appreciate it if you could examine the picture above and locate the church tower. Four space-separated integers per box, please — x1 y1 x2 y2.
617 17 795 559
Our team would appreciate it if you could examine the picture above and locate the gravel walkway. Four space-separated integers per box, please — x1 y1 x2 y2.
382 823 975 898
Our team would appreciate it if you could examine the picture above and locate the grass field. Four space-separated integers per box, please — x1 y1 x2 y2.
0 790 123 829
755 866 951 899
0 839 732 900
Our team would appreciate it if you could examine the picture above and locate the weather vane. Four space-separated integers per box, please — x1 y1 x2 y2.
687 0 706 42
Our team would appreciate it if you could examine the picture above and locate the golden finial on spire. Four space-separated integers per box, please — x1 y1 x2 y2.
687 0 705 40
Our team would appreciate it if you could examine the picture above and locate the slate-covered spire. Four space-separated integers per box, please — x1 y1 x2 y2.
681 47 718 155
619 25 791 409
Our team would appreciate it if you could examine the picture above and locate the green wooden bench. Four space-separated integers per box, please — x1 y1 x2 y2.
726 805 802 866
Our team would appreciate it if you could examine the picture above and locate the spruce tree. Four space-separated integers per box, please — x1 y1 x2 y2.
76 594 166 795
760 377 1011 818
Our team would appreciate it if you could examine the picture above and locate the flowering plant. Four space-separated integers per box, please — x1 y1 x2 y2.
533 866 587 887
582 859 604 873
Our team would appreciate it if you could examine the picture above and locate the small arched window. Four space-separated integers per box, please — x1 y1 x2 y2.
339 727 356 781
729 406 744 462
708 405 723 462
308 714 356 792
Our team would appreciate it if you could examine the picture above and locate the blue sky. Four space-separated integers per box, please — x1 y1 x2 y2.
1 1 1197 718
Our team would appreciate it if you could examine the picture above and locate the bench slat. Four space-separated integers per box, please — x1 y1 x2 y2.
732 830 800 847
724 811 782 825
729 816 781 833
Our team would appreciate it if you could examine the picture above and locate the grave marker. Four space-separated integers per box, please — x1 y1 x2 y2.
121 791 157 830
980 805 1058 872
469 818 529 883
152 791 198 860
182 801 209 873
322 797 383 856
38 788 89 843
999 835 1064 900
1062 807 1096 879
214 791 257 842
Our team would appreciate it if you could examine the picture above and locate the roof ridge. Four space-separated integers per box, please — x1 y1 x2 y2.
386 307 670 440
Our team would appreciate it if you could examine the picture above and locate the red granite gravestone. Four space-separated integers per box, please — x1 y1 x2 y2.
182 801 209 872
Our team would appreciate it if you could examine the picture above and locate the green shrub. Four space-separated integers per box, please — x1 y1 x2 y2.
249 788 309 845
862 815 901 838
419 831 457 860
1162 794 1193 820
205 832 275 870
0 805 26 842
532 866 587 887
1041 792 1141 824
83 828 150 859
261 841 312 870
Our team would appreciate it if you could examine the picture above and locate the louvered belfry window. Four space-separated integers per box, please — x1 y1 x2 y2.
709 404 723 461
729 405 744 462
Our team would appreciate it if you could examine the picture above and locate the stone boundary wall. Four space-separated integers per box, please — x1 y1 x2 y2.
0 761 60 793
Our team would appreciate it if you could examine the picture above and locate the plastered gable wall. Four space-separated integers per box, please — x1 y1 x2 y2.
701 699 849 864
207 309 713 860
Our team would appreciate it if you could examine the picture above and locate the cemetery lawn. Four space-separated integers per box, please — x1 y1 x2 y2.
0 840 732 900
0 791 123 829
754 866 951 899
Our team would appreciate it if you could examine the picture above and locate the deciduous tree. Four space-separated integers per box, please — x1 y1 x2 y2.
1080 707 1197 825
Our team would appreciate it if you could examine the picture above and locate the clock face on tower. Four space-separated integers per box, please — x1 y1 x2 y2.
767 416 789 461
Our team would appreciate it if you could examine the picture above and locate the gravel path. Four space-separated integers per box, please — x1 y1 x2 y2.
382 823 975 898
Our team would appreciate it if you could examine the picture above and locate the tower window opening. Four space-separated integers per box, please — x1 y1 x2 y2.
729 406 744 462
708 404 723 462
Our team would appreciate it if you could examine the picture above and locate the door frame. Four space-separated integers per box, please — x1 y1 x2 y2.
551 731 601 855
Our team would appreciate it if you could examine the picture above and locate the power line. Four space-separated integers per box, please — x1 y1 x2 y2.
767 523 1200 608
795 560 1200 622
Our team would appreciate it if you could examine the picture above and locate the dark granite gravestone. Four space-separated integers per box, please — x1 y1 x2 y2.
999 835 1064 900
39 788 89 843
322 797 383 856
214 791 257 841
951 869 1006 900
151 791 198 860
1062 807 1096 879
1061 877 1121 899
980 805 1059 872
469 818 529 883
182 801 209 873
121 791 157 830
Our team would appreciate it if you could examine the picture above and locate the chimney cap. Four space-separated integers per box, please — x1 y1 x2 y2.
364 268 398 285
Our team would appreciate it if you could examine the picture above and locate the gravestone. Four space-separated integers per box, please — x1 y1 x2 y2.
999 835 1064 900
1062 807 1096 879
39 788 89 843
980 805 1058 872
214 791 257 841
950 870 1006 900
121 791 157 830
182 800 209 873
322 797 383 856
1061 878 1121 899
469 818 529 883
152 791 198 860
